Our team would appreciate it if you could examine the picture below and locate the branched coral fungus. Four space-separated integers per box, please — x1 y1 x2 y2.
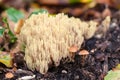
17 13 102 74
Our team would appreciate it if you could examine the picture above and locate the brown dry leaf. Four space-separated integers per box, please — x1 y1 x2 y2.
14 19 24 34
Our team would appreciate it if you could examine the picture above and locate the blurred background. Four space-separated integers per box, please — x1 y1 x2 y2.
0 0 119 20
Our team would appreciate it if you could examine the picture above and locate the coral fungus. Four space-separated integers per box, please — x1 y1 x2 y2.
18 13 100 74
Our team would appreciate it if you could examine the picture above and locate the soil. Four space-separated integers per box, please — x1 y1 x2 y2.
0 3 120 80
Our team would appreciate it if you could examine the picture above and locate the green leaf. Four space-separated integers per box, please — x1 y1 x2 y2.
0 28 5 36
6 8 24 22
104 70 120 80
2 17 17 43
29 9 48 17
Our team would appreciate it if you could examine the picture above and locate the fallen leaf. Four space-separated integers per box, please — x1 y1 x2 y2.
0 51 12 67
14 19 24 34
104 70 120 80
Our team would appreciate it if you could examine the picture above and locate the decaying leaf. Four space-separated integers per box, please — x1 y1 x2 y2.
0 51 12 67
14 19 24 34
104 64 120 80
104 70 120 80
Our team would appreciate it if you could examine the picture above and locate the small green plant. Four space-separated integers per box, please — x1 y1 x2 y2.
2 17 17 43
